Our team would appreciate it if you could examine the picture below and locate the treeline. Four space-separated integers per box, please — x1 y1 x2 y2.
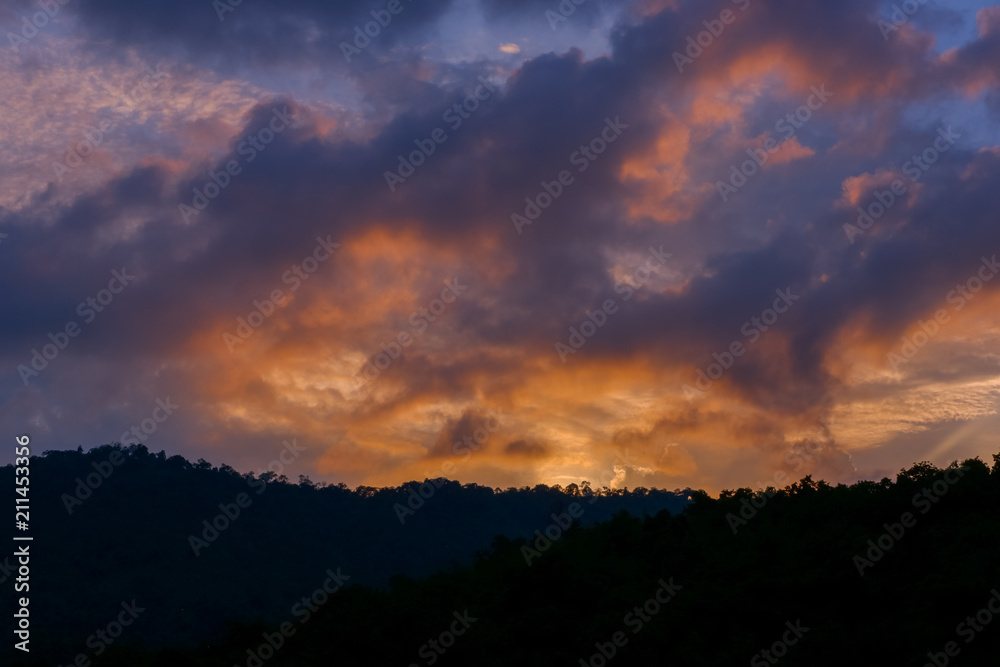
6 447 1000 665
1 443 688 660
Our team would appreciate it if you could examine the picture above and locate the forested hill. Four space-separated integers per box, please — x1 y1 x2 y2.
7 446 1000 665
2 444 689 656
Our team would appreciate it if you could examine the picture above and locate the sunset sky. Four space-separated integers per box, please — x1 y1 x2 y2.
2 0 999 493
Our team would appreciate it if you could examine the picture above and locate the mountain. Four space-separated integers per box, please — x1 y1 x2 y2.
2 444 688 659
7 446 1000 665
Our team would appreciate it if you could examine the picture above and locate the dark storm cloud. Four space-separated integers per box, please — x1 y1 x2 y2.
479 0 609 24
503 439 547 458
63 0 626 75
3 0 1000 487
6 0 1000 399
70 0 457 68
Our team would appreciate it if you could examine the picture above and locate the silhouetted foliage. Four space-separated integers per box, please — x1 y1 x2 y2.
5 445 1000 665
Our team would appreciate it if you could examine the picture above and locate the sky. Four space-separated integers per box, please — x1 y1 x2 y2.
2 0 999 493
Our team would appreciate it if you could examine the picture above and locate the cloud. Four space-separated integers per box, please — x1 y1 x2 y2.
2 0 1000 492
